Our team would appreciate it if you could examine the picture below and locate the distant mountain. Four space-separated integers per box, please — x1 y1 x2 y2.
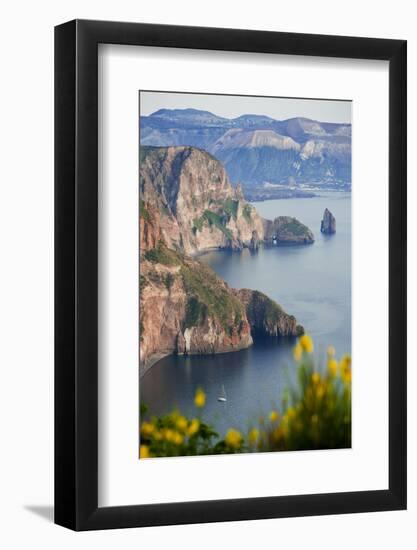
211 129 301 153
146 108 229 126
140 108 351 188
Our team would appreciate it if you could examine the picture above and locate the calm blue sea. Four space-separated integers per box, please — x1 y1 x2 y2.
140 192 351 436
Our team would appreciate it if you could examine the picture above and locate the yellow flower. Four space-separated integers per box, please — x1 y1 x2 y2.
269 410 280 423
340 354 351 366
187 418 200 436
293 342 303 361
164 429 176 443
141 421 155 438
176 416 188 432
339 355 352 384
316 382 326 399
248 428 259 445
299 334 314 353
286 407 296 420
339 354 351 371
276 421 289 439
311 372 320 384
139 445 151 458
225 428 243 449
194 388 206 408
172 431 184 445
327 358 338 377
327 345 336 357
272 426 285 442
342 367 352 385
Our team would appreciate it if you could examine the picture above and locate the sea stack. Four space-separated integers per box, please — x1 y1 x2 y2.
249 230 260 251
321 208 336 234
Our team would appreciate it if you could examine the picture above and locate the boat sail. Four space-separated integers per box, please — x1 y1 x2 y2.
217 384 227 402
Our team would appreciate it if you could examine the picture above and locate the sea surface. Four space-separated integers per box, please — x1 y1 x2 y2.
140 191 351 436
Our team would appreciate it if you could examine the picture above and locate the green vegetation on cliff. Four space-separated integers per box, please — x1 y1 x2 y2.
184 296 208 329
139 145 167 166
144 241 181 266
140 200 150 222
181 259 244 333
192 210 233 240
248 290 286 323
237 289 304 337
143 241 245 334
242 203 252 223
280 218 310 237
222 197 239 221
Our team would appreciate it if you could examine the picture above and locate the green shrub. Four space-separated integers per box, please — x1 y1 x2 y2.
242 204 252 223
144 241 181 266
139 200 150 222
222 198 239 220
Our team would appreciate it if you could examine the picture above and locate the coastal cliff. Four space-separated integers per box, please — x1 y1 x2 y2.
139 203 302 373
235 289 304 337
140 146 315 252
140 146 265 254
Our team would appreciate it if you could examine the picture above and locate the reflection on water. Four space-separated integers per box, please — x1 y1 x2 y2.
140 192 351 436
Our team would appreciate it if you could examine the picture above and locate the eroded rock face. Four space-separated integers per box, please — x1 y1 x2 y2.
140 146 265 254
263 216 314 245
140 257 253 373
141 146 316 251
249 230 260 251
139 224 253 373
320 208 336 234
235 289 304 337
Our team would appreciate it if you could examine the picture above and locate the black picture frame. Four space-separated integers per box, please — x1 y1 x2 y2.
55 19 407 531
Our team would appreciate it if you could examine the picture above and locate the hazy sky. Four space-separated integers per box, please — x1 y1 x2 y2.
140 91 351 124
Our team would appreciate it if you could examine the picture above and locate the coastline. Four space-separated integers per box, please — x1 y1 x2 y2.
139 340 255 379
140 351 171 379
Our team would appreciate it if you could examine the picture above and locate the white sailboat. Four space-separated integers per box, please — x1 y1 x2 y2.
217 384 227 402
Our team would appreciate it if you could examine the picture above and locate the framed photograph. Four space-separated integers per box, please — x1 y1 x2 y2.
55 20 407 530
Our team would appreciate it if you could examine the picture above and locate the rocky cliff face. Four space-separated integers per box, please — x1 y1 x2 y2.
321 208 336 234
140 246 253 373
139 204 303 373
140 146 266 254
140 146 315 252
235 289 304 337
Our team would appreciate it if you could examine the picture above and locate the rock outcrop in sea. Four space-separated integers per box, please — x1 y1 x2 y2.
320 208 336 234
263 216 314 245
249 230 260 251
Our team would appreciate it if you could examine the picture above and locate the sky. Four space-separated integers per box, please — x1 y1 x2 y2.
140 91 351 124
